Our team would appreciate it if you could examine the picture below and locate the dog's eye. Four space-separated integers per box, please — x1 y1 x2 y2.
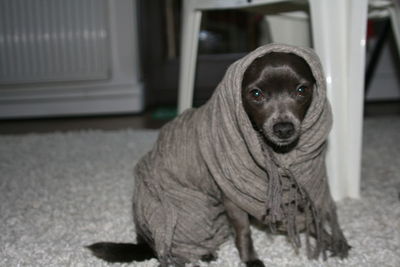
249 88 264 101
296 86 307 96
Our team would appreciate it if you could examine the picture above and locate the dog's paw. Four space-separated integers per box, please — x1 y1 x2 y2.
329 237 351 259
245 259 265 267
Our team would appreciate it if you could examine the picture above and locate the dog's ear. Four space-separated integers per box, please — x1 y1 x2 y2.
281 52 316 86
242 56 268 89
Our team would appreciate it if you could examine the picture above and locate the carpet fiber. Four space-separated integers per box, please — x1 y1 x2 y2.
1 117 399 266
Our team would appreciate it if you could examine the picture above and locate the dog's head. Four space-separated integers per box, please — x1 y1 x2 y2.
242 52 315 152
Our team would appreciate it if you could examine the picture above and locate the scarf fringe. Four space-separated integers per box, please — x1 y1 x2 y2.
262 145 329 260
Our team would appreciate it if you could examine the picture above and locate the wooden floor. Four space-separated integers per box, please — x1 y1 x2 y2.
0 101 399 135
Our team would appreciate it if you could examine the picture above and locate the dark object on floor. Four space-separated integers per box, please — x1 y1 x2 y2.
86 241 155 262
151 107 177 120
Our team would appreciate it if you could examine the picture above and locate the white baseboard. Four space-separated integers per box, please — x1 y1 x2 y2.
0 82 144 119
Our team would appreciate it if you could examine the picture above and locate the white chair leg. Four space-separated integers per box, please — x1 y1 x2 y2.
178 1 202 114
309 0 349 201
389 0 400 57
309 0 368 200
346 0 368 199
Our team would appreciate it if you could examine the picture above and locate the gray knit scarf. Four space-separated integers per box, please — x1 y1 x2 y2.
133 44 341 266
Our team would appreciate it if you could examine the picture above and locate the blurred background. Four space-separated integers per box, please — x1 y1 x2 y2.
0 0 399 133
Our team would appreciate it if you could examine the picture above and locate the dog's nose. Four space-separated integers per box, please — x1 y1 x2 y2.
273 122 295 139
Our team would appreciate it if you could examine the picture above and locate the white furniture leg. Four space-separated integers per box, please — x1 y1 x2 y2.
347 0 369 199
309 0 368 200
178 0 202 114
389 0 400 56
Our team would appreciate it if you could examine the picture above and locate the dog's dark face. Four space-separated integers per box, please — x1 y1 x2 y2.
242 52 315 152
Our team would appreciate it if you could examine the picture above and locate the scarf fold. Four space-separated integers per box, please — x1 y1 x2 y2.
133 44 340 265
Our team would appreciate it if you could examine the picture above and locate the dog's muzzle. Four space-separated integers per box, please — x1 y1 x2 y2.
273 122 295 139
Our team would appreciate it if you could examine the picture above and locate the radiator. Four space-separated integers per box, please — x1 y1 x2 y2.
0 0 110 84
0 0 143 118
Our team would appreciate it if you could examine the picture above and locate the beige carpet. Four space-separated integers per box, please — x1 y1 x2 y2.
0 117 399 266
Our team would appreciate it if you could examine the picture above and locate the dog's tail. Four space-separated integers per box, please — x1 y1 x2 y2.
86 241 156 263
